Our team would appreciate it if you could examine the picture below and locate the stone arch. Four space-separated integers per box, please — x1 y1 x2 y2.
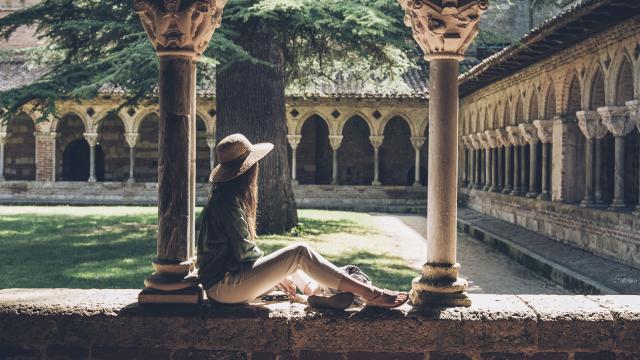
565 71 586 203
502 101 510 128
379 113 417 137
493 104 500 130
3 112 36 180
52 110 88 134
297 115 332 184
380 116 414 185
562 71 582 120
195 110 215 135
542 81 557 119
196 116 211 183
296 113 332 136
132 108 160 134
338 112 374 136
56 113 88 181
586 64 606 109
515 95 525 125
136 112 159 182
612 53 634 106
338 115 373 185
528 88 539 121
97 113 128 181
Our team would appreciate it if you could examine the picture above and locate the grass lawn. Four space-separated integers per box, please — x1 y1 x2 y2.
0 206 415 291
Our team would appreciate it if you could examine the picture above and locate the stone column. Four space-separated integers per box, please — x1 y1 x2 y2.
470 134 482 189
460 136 469 187
411 136 426 186
533 120 553 201
496 128 509 192
329 135 343 185
0 131 6 181
134 0 226 304
480 133 491 191
468 136 478 189
599 106 634 211
576 111 607 207
287 135 302 185
206 134 216 173
370 135 384 186
35 131 56 182
125 133 139 184
83 132 98 183
400 0 487 308
507 126 524 196
520 123 540 198
485 130 498 192
627 100 640 215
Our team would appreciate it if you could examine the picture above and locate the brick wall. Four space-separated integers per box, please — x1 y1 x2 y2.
3 113 35 180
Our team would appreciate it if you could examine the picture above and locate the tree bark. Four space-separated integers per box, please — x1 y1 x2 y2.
215 21 298 234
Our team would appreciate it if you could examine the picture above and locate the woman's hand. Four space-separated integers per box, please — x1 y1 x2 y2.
277 277 297 297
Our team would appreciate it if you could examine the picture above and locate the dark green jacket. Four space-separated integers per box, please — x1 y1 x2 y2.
196 189 264 289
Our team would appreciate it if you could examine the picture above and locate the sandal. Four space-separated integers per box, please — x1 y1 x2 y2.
364 289 409 309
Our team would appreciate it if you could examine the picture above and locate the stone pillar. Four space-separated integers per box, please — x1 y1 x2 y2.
287 135 302 185
480 133 492 191
125 133 139 184
519 123 540 198
627 100 640 215
370 135 384 186
134 0 226 304
0 131 6 181
83 132 98 183
468 136 478 189
35 131 56 182
400 0 487 308
496 129 509 192
206 134 216 173
594 137 605 207
485 130 498 192
533 120 553 201
507 126 524 196
599 106 634 211
411 136 426 186
329 135 343 185
576 111 607 207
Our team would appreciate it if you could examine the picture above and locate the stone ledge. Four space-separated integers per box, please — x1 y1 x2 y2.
1 289 639 359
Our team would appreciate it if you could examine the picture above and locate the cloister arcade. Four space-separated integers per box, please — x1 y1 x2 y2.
0 99 429 187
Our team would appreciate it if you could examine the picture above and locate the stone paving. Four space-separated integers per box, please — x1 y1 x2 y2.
369 213 570 295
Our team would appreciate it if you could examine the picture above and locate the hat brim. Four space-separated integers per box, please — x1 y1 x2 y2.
209 142 274 183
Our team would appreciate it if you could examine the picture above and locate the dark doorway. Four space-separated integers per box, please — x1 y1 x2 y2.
62 139 105 181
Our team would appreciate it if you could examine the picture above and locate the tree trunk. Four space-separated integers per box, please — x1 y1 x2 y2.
216 21 298 234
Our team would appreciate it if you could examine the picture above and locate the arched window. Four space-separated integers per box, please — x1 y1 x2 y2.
136 113 159 183
339 116 373 185
380 116 414 186
4 113 36 180
297 115 332 184
97 114 127 181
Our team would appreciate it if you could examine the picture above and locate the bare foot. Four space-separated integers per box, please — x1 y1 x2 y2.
364 288 409 309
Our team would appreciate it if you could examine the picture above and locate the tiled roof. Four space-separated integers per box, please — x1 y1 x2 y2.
459 0 640 97
0 58 428 100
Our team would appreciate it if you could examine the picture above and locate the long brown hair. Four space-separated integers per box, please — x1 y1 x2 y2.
213 163 259 240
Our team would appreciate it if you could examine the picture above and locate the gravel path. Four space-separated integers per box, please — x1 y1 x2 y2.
369 213 570 295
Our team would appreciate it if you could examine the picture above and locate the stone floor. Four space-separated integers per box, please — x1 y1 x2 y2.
369 214 570 295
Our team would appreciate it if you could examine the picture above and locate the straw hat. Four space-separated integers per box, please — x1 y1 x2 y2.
209 134 274 183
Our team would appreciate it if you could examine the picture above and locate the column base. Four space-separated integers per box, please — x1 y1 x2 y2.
291 179 299 186
474 184 483 190
483 185 491 191
538 191 550 201
331 181 338 185
488 186 499 193
608 200 628 212
502 186 512 194
372 180 381 186
88 178 96 183
127 178 136 184
633 206 640 216
525 192 539 198
409 263 471 308
138 286 203 305
580 199 595 208
413 182 422 187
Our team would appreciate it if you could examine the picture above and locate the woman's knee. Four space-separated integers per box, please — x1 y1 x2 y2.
285 242 314 258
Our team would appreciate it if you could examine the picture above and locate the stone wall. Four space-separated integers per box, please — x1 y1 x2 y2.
0 182 427 213
461 189 640 269
1 289 639 360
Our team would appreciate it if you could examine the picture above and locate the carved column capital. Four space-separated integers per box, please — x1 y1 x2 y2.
626 99 640 132
598 106 634 137
206 134 216 149
469 134 481 150
329 135 344 151
495 128 509 147
477 132 490 149
506 126 525 146
125 132 140 148
411 136 427 150
369 135 385 149
460 135 471 149
287 134 302 149
134 0 226 58
576 111 607 139
518 123 539 145
532 120 553 144
0 131 7 145
83 132 99 147
399 0 488 61
484 130 499 148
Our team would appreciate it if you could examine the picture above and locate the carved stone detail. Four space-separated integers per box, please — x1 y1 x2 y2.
0 131 7 145
598 106 634 137
626 100 640 132
460 135 471 149
532 120 553 144
83 133 99 147
576 111 607 139
369 135 385 149
206 134 216 149
506 126 525 146
495 128 509 147
484 130 498 148
478 132 490 149
125 133 140 148
329 135 344 151
399 0 488 60
134 0 226 57
411 136 426 150
519 123 540 145
287 134 302 149
470 134 482 150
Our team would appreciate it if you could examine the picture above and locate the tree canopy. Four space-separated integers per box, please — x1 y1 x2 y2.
0 0 421 123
